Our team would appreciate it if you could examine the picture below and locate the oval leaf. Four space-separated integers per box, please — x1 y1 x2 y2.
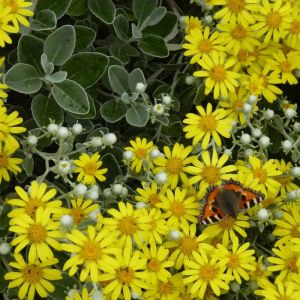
128 68 146 92
88 0 116 24
100 100 127 123
36 0 72 19
108 65 129 95
126 103 149 127
133 0 157 24
31 9 57 31
74 25 96 52
138 34 168 58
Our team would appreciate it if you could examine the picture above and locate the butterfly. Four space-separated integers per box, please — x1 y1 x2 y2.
199 180 265 225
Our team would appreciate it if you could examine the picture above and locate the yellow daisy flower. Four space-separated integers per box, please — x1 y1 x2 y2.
195 51 240 99
4 254 62 300
185 16 202 33
242 73 265 97
249 42 279 69
0 142 22 183
185 149 237 197
251 0 292 43
7 180 62 218
249 256 272 281
286 6 300 47
153 143 196 189
62 225 119 282
157 187 199 228
9 208 62 261
73 152 107 185
259 190 283 209
230 48 256 72
65 288 92 300
216 236 256 284
183 248 233 299
0 6 19 47
183 103 233 148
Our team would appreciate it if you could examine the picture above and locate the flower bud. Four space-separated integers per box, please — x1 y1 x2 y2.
57 160 72 175
27 135 38 146
248 95 257 104
135 82 146 93
149 149 160 159
282 140 293 152
57 126 70 139
224 149 232 156
136 202 147 209
0 242 11 255
240 133 251 145
257 208 269 220
285 108 297 119
153 104 165 116
88 210 99 222
103 188 112 198
185 75 196 85
243 103 252 114
259 136 270 148
230 282 240 293
169 229 181 240
74 183 87 196
244 148 253 158
293 122 300 132
102 133 117 146
112 184 123 195
92 291 104 300
60 215 73 227
72 123 83 135
154 172 168 184
90 136 102 147
203 15 213 25
123 150 133 160
86 188 99 200
287 190 297 201
251 128 261 138
162 95 172 105
264 109 274 120
47 123 58 134
292 167 300 177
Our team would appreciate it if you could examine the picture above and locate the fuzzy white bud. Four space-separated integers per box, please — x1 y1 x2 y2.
123 150 133 160
203 15 213 24
153 104 165 115
162 95 172 105
251 128 261 138
72 123 83 135
149 149 160 159
47 123 58 134
224 149 232 156
92 291 104 300
121 187 128 197
259 136 270 148
131 290 140 299
27 135 38 146
282 140 293 152
285 108 297 119
135 82 146 93
102 133 117 146
287 190 298 201
136 202 147 209
60 215 73 227
264 109 274 120
112 183 123 195
103 188 112 198
185 75 195 85
88 210 99 222
243 103 252 114
240 133 251 145
274 210 283 219
248 95 257 104
257 208 269 220
57 126 70 139
74 183 87 196
86 189 99 200
292 167 300 177
169 229 181 240
154 172 168 184
57 160 72 175
230 282 240 293
244 148 254 158
90 136 102 147
0 242 11 255
293 122 300 132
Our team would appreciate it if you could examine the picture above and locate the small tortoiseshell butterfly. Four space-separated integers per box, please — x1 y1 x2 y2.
199 180 265 225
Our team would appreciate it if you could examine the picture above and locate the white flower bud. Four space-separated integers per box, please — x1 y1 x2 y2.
67 289 78 299
257 208 269 220
248 95 257 104
224 149 232 156
72 123 83 135
293 122 300 132
292 167 300 177
102 133 117 146
103 188 112 198
240 133 251 145
282 140 293 152
0 242 11 255
274 210 283 219
57 160 72 175
264 109 274 120
112 184 123 195
203 15 213 25
154 172 168 184
123 150 133 160
47 123 58 134
185 75 195 85
153 104 165 116
287 190 297 201
136 202 147 209
259 136 270 148
131 290 140 299
243 103 252 114
244 148 254 158
27 135 38 146
149 149 160 159
135 82 146 93
251 128 261 138
230 282 240 293
285 108 297 119
91 291 104 300
57 126 70 139
88 210 99 222
60 215 73 227
162 95 172 105
169 229 181 240
86 188 99 200
121 187 128 197
90 136 102 147
74 183 87 196
248 281 259 291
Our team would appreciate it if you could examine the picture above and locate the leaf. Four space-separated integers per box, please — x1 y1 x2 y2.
31 9 57 31
133 0 157 24
138 34 169 58
128 68 146 92
100 100 127 123
61 52 108 88
67 0 88 16
4 63 42 94
68 96 96 120
101 153 122 184
113 14 129 41
126 103 149 127
108 65 129 95
52 79 90 114
31 94 64 129
45 71 68 83
36 0 72 19
22 157 34 175
131 23 142 39
44 25 76 66
193 83 205 105
50 273 79 300
74 25 96 52
88 0 116 24
148 7 166 26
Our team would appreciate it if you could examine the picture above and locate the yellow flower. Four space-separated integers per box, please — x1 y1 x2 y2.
185 16 202 33
103 202 151 248
230 48 256 72
242 73 265 97
194 51 240 99
74 152 107 185
183 103 233 149
0 6 19 47
9 208 62 261
249 256 272 281
251 0 292 43
62 225 119 282
182 27 226 64
185 149 237 197
216 236 256 283
286 6 300 47
4 254 62 300
157 187 199 228
183 248 233 299
0 142 22 182
124 137 155 173
65 288 92 300
7 180 62 218
101 245 148 300
153 143 196 189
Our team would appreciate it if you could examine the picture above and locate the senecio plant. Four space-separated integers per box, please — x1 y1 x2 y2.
1 0 300 299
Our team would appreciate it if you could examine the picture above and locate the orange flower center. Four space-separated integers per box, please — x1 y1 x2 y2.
0 155 7 167
238 49 249 61
4 0 18 12
233 99 244 111
71 207 85 224
232 25 247 39
228 253 239 268
198 40 213 53
150 194 160 207
135 148 147 159
117 268 134 284
170 201 186 217
28 223 47 243
159 281 174 294
199 264 216 281
202 166 220 185
147 258 161 272
253 168 267 183
118 216 138 235
210 64 226 82
276 175 292 186
291 226 300 238
84 162 97 175
179 236 198 255
287 257 297 272
165 157 183 174
81 240 102 261
266 11 282 28
291 21 300 33
218 216 236 229
25 198 42 218
227 0 245 13
149 219 157 230
22 264 43 283
180 293 192 300
280 61 291 73
199 114 218 132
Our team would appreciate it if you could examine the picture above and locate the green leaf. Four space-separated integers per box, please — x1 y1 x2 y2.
108 65 129 95
100 100 127 123
45 71 68 83
148 7 166 26
17 35 44 73
50 273 79 300
22 157 34 175
162 115 182 137
74 25 96 52
128 68 146 92
126 103 149 127
131 23 143 39
138 34 169 58
193 83 205 105
52 79 90 114
4 63 42 94
62 52 108 88
110 43 139 64
133 0 157 24
31 94 64 129
113 14 129 41
67 0 88 16
44 25 76 66
68 96 96 119
36 0 72 19
31 9 57 31
88 0 116 24
0 264 8 293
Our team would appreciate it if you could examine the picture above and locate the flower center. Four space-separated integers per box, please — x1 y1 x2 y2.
81 240 101 261
179 236 198 255
71 207 85 224
84 162 97 175
249 81 261 94
4 0 18 12
254 263 265 276
199 264 216 281
150 194 160 207
287 257 297 272
228 253 239 268
117 267 134 284
28 223 47 243
0 155 7 167
199 114 218 132
170 201 186 217
232 25 247 39
22 264 43 283
291 226 300 238
135 148 147 159
25 198 42 218
118 216 138 235
202 166 220 184
227 0 245 13
276 175 292 186
218 216 235 229
147 258 161 272
280 61 291 73
238 49 249 61
210 64 226 82
180 293 192 300
165 157 183 174
266 12 282 28
291 21 300 33
159 281 173 294
233 99 244 111
198 40 213 53
149 219 157 230
253 168 267 183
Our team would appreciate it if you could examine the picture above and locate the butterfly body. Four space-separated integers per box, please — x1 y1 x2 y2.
200 180 265 225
